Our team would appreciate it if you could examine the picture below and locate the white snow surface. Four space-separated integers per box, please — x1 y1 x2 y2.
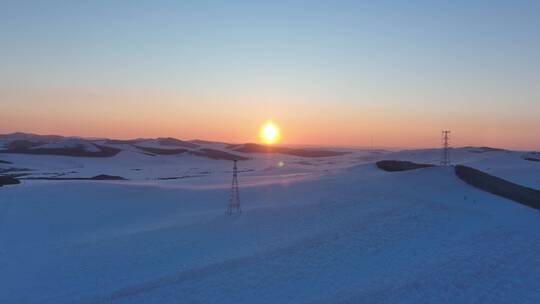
1 146 540 303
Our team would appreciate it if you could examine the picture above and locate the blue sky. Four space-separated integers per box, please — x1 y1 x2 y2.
1 1 539 148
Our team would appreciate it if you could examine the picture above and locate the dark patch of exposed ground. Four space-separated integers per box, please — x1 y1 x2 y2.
455 165 540 211
523 152 540 162
376 160 435 172
466 146 508 153
21 174 126 181
0 175 20 186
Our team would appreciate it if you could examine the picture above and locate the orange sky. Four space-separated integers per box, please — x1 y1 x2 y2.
1 88 539 150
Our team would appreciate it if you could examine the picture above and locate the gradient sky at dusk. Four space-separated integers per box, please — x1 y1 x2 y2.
1 1 539 149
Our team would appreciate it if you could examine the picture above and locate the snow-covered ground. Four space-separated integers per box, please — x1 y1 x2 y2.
1 141 540 303
390 148 540 189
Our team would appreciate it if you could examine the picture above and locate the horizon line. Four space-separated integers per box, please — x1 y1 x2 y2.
0 131 531 152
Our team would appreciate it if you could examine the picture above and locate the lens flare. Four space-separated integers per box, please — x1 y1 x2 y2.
260 121 281 144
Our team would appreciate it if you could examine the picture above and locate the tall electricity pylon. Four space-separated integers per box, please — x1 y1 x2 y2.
441 130 451 166
227 160 241 215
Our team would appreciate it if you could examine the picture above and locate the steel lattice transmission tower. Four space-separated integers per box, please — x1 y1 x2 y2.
227 160 241 215
441 130 451 166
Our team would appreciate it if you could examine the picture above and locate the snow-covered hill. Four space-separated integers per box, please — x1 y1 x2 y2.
1 133 540 303
1 133 538 188
2 163 540 303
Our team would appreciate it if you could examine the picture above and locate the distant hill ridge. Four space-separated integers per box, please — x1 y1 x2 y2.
0 132 247 160
0 132 352 159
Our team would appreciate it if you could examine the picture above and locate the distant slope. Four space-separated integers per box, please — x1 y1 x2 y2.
188 139 229 145
0 132 250 161
134 146 188 155
0 132 64 142
103 139 142 145
134 146 247 160
230 143 350 157
465 146 508 153
190 148 248 161
1 141 121 157
5 140 46 150
155 138 198 149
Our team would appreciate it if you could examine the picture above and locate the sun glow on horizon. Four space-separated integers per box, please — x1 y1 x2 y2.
260 121 281 144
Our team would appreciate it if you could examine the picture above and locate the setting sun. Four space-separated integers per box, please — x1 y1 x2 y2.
260 121 281 144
